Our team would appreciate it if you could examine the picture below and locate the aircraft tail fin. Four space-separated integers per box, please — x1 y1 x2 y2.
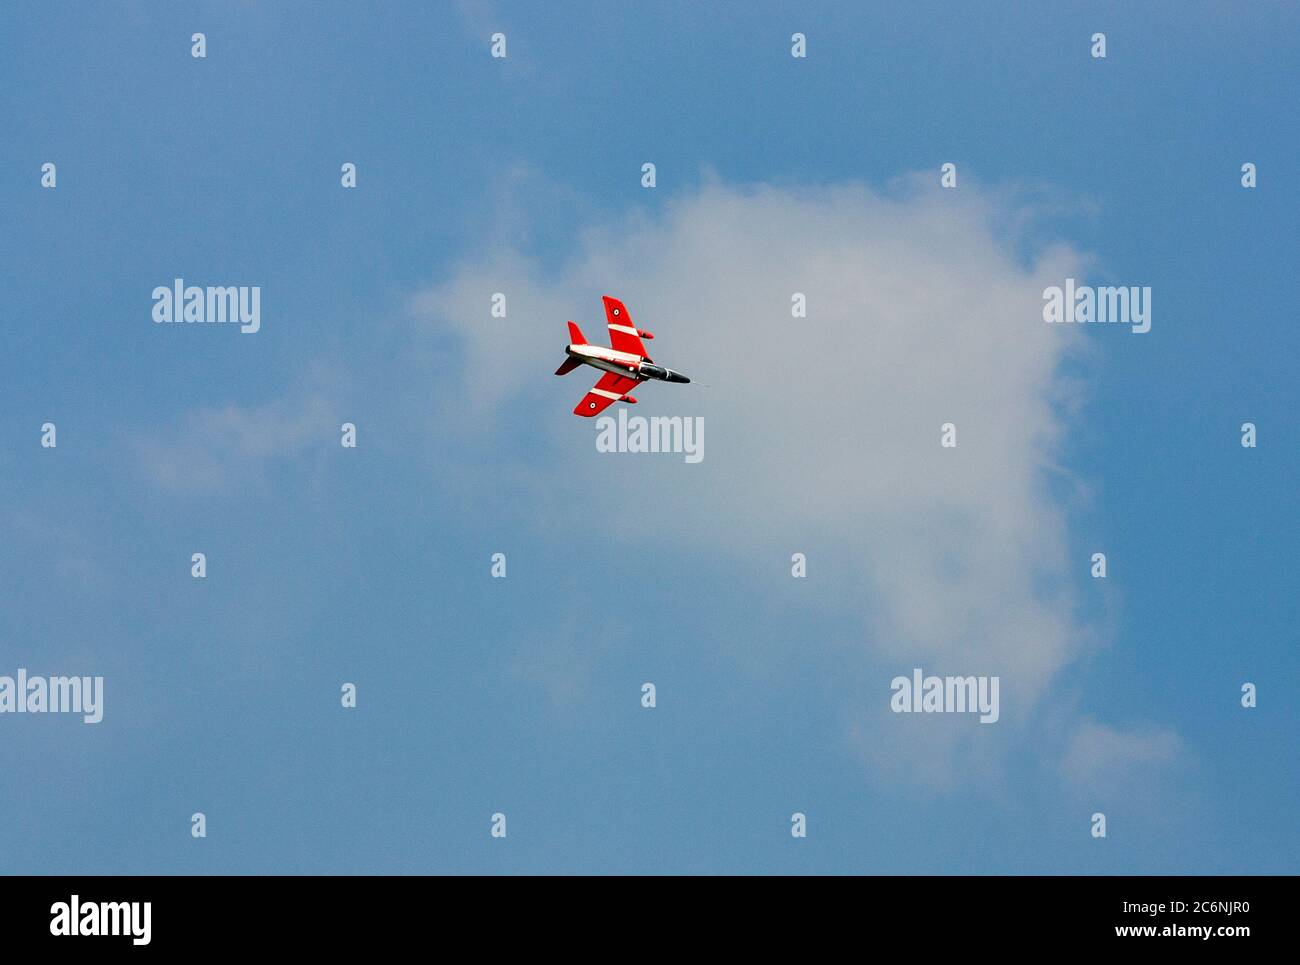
554 356 583 376
566 321 587 345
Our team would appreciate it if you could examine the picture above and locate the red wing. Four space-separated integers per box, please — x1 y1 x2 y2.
574 371 641 417
602 296 649 358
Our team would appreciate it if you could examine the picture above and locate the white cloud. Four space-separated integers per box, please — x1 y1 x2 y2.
132 365 342 492
410 173 1179 788
1060 719 1184 787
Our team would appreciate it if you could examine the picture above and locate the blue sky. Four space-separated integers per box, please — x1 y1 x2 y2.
1 1 1296 874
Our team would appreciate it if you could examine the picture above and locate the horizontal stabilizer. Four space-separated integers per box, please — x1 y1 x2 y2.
554 356 583 376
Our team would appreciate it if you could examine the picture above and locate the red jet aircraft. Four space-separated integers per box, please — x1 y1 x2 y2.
555 296 690 416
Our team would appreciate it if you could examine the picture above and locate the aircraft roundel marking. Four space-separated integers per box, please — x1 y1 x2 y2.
589 402 597 409
612 308 620 315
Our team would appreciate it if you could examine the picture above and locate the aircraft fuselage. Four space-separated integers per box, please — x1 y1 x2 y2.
564 343 690 383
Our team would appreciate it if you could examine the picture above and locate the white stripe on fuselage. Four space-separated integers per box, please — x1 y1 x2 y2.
568 343 644 378
569 343 642 363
